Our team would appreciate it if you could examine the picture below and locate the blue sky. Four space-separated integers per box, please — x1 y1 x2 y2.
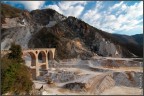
3 1 143 36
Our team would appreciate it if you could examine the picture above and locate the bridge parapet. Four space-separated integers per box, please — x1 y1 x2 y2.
1 50 10 52
22 48 55 50
1 48 56 51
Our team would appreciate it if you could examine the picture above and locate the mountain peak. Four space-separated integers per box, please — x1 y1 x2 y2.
30 8 66 25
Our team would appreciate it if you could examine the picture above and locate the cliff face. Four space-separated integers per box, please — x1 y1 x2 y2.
1 13 42 49
1 4 66 50
28 17 136 59
1 3 141 59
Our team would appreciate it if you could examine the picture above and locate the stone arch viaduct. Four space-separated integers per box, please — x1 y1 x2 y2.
1 48 55 79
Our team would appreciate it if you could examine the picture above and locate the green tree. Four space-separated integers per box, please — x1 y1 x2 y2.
1 43 33 95
1 58 17 94
1 58 33 95
8 43 23 63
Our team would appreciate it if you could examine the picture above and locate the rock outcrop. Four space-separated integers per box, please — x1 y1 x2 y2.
113 71 143 88
63 72 115 95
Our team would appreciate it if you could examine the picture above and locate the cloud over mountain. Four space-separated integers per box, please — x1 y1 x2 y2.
3 1 143 35
44 1 87 17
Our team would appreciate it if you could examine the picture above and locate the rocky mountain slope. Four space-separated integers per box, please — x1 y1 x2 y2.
132 34 143 45
113 34 143 57
1 3 143 59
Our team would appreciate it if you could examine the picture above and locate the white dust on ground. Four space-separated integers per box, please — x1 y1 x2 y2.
100 86 143 95
23 57 143 95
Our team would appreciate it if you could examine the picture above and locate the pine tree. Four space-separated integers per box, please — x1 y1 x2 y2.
8 43 23 63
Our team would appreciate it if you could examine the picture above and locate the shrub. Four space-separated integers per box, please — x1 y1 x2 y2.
1 43 33 95
1 58 33 95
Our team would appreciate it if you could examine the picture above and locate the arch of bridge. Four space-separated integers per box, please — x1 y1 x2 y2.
1 48 55 79
22 48 55 79
22 48 55 60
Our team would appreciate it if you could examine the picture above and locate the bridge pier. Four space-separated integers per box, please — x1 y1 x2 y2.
36 55 40 78
46 55 48 70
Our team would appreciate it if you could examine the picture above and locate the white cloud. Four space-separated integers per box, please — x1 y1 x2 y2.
58 1 86 10
46 4 63 14
82 1 143 34
5 1 45 10
110 1 124 11
95 1 103 9
82 1 103 26
44 1 87 17
21 1 45 10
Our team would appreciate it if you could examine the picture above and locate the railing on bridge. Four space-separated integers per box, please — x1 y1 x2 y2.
22 48 55 51
1 48 56 51
1 48 56 57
